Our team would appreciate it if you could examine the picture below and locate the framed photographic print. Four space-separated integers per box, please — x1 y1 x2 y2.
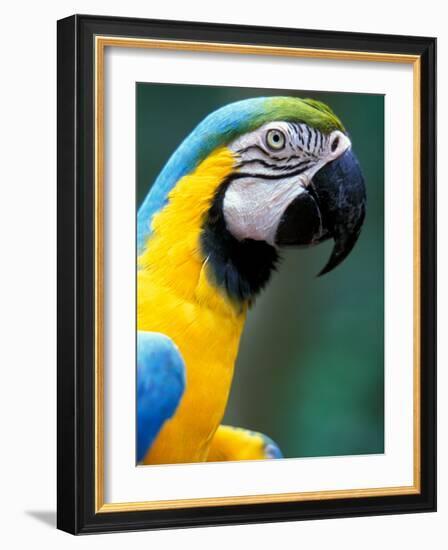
57 14 436 534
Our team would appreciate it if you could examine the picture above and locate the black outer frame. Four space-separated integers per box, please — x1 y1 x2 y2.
57 14 436 535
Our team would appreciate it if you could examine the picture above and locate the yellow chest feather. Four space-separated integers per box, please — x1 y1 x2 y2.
138 148 247 464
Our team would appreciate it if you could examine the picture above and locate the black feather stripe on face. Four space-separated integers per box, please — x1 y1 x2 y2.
200 174 279 304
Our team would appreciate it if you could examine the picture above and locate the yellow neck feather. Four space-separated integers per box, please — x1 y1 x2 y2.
139 146 244 318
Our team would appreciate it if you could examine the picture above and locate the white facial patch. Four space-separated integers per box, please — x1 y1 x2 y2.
223 174 307 245
223 122 350 245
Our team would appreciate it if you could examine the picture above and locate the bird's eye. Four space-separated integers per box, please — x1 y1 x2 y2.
266 129 286 150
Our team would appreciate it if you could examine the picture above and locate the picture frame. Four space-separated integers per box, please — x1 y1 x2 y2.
57 14 436 534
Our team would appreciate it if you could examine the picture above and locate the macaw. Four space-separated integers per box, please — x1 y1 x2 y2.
137 96 366 465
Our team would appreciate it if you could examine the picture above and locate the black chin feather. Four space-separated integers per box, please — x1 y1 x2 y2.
201 175 279 304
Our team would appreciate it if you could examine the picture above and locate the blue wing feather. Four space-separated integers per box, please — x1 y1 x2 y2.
137 331 185 463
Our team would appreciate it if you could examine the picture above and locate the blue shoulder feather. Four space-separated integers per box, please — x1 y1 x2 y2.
137 331 185 463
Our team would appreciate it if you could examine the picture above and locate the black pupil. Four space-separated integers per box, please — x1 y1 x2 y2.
273 133 280 142
331 137 339 152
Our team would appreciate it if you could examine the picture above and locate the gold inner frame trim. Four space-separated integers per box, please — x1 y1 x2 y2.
94 35 421 513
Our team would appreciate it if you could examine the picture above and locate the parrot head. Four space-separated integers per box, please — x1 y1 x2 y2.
138 96 366 303
215 101 366 277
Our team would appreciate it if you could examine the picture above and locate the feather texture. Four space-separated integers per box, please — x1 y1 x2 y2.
137 332 185 462
206 425 283 461
138 148 247 464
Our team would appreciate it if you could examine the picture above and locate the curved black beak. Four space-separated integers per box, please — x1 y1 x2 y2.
275 148 366 275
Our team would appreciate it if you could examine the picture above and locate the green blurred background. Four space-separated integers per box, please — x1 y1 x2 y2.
137 83 384 458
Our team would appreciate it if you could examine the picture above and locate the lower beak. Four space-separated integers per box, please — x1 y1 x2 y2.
275 148 366 275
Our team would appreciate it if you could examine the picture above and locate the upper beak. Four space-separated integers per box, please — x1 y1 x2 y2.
275 148 366 275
